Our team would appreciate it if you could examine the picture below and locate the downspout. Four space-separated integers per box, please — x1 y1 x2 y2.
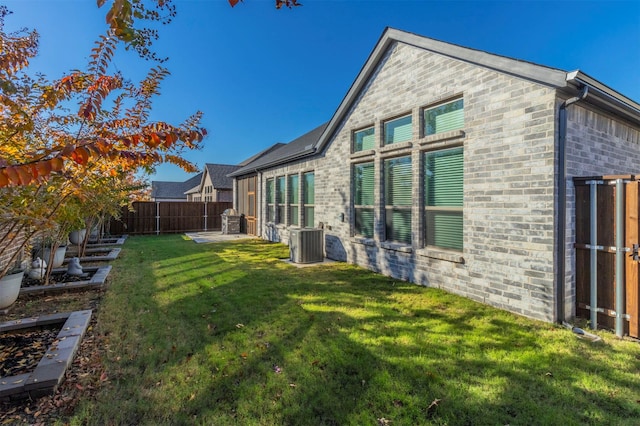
556 85 588 323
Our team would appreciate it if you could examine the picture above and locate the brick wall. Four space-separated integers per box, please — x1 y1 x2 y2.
0 224 27 275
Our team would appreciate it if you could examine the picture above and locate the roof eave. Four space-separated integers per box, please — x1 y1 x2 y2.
228 147 316 177
565 70 640 125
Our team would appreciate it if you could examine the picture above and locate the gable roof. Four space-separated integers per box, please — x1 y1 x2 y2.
151 173 203 200
203 163 242 189
231 28 640 176
229 123 329 177
312 27 639 155
237 143 286 167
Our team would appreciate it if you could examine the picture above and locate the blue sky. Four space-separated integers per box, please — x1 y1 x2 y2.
3 0 639 183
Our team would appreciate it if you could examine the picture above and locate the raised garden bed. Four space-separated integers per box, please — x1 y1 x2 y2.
19 266 111 296
0 310 92 401
64 247 121 263
86 234 128 247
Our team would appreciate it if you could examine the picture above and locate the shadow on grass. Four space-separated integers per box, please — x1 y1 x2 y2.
76 235 640 425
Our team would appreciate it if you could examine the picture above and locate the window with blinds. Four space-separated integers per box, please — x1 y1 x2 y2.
353 162 374 238
266 178 275 222
303 172 315 228
288 174 299 226
384 156 412 244
424 99 464 136
424 147 463 251
276 176 285 224
384 115 412 145
353 126 375 152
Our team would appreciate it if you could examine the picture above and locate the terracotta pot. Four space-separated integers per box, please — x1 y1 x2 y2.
0 270 23 309
69 229 87 245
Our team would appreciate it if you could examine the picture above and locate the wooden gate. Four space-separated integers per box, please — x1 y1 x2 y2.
574 175 639 338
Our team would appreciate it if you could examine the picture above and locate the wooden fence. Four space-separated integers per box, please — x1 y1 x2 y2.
107 201 233 235
574 175 639 338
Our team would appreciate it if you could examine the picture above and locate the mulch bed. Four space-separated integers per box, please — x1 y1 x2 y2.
22 272 92 289
1 325 61 377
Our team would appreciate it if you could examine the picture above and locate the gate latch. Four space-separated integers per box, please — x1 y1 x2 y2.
631 244 640 261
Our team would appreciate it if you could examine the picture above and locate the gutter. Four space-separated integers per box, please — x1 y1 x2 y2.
228 146 317 178
556 85 588 323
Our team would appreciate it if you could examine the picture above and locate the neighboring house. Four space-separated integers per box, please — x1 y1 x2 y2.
186 163 241 202
230 27 640 325
151 173 202 202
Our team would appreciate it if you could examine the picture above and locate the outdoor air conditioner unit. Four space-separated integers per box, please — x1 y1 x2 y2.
289 228 324 264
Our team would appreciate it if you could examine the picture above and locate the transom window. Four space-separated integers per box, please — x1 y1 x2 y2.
353 126 375 152
384 115 412 145
424 147 463 251
424 99 464 136
353 162 374 238
384 156 412 244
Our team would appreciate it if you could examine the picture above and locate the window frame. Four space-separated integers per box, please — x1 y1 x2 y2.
383 114 413 146
302 172 315 228
275 176 286 224
383 155 412 244
423 98 464 137
288 174 299 226
353 161 375 239
266 178 275 223
353 126 376 153
423 146 464 252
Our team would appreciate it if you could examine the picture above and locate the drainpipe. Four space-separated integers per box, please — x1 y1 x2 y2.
556 85 588 323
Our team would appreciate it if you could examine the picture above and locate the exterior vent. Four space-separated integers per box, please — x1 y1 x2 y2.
289 228 324 264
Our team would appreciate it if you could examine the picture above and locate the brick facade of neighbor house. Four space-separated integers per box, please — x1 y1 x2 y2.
231 28 640 324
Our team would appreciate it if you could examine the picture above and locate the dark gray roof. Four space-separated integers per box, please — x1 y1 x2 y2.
237 143 286 167
203 163 242 189
229 122 329 177
152 173 203 200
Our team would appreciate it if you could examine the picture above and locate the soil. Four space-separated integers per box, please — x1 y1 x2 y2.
0 288 105 425
22 271 92 288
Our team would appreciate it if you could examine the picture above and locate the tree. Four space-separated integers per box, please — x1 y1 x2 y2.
0 6 204 279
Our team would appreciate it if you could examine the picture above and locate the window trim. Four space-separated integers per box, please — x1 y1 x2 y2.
383 113 413 146
353 161 375 239
353 125 376 153
383 155 412 245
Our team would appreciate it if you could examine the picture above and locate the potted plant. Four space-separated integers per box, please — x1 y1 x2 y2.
0 259 26 309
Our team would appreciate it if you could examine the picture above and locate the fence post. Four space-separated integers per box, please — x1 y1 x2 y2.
156 202 160 235
589 181 598 330
615 179 624 337
204 202 208 232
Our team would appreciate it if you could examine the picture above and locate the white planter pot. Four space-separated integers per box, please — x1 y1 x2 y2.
41 245 67 268
69 229 87 245
0 270 23 309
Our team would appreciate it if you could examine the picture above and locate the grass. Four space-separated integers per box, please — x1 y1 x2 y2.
68 235 639 425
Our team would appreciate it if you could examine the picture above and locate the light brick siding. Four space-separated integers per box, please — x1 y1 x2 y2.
254 41 639 324
0 224 27 274
564 104 640 318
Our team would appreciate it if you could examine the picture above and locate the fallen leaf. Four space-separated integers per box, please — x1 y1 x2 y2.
236 323 244 328
427 398 441 412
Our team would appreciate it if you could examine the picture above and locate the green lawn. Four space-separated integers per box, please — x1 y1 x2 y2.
69 235 639 425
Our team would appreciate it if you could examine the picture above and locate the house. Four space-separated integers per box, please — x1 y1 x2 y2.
230 27 640 325
151 163 241 202
185 163 241 202
151 173 202 202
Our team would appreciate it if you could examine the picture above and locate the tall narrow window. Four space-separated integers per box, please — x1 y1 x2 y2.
353 127 375 152
303 172 315 228
353 162 374 238
266 178 275 222
288 174 299 226
424 147 463 251
424 99 464 136
384 156 412 244
384 115 412 145
276 176 286 224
